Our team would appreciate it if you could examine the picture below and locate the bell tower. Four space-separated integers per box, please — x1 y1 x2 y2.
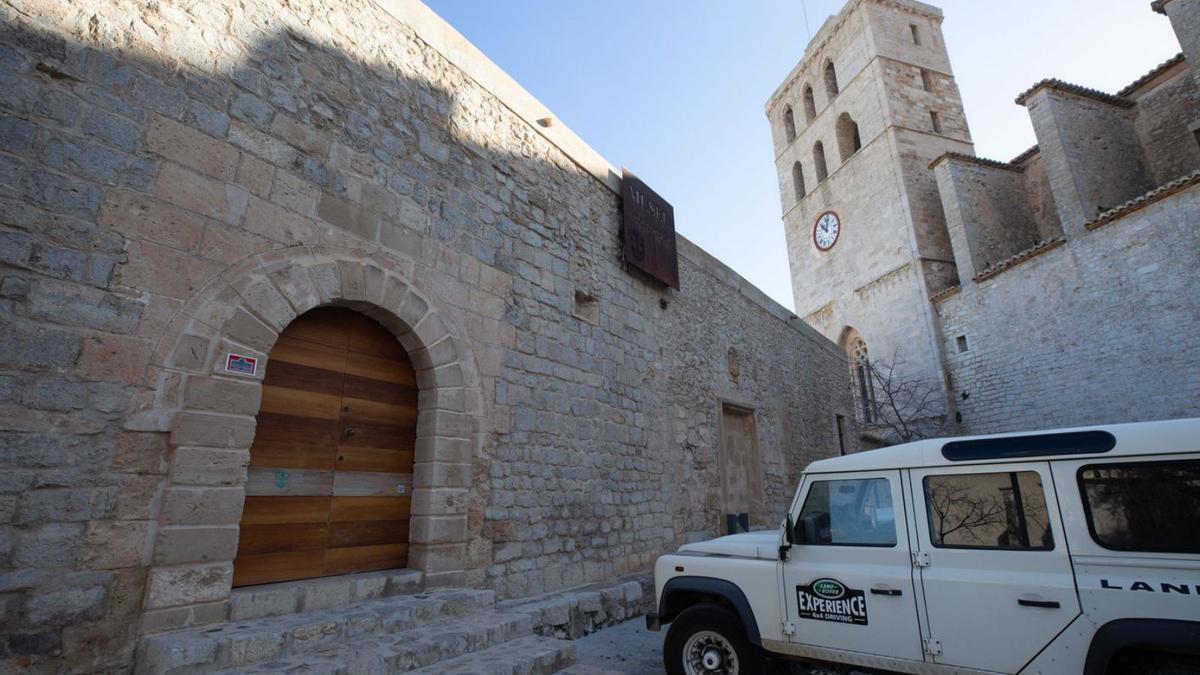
766 0 971 442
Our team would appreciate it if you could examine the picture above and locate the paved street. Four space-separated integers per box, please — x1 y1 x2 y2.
571 619 866 674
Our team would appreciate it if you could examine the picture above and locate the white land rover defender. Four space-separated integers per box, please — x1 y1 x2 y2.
646 418 1200 675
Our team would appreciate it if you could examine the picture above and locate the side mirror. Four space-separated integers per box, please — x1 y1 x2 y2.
780 513 795 561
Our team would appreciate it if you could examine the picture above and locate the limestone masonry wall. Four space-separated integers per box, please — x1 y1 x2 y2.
0 0 853 671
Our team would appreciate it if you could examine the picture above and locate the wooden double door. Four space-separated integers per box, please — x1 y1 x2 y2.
233 307 417 587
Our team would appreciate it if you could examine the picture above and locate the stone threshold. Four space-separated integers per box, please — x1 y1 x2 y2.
227 568 424 622
501 572 654 640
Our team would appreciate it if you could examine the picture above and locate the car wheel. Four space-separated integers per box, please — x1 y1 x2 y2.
664 604 764 675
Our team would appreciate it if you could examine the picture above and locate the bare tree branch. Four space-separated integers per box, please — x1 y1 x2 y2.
862 348 947 445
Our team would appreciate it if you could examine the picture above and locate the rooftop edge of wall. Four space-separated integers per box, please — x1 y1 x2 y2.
764 0 944 113
379 2 814 331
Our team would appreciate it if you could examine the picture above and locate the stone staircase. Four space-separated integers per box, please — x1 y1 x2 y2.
135 570 651 675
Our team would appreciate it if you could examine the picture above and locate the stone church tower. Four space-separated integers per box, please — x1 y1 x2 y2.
765 0 971 442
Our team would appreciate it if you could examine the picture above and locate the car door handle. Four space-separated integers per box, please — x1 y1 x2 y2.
870 586 902 596
1017 598 1060 608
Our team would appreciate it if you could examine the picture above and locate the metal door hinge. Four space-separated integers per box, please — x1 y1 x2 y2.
924 638 942 656
782 621 797 637
912 551 930 568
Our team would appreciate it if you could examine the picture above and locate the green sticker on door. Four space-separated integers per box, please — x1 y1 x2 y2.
796 578 868 625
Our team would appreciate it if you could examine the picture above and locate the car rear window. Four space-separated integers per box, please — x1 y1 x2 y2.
923 471 1054 550
1078 459 1200 553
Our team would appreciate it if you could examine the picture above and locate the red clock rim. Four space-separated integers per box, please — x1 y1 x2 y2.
812 210 841 251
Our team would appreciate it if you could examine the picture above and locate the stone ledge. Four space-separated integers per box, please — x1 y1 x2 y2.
1085 170 1200 231
929 151 1019 172
1015 78 1135 108
972 237 1067 283
501 572 653 640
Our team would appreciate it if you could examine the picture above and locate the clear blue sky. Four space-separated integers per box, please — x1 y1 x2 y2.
423 0 1181 311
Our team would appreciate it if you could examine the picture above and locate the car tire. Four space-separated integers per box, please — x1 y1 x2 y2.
663 604 765 675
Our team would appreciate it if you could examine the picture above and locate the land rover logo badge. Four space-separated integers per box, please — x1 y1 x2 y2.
797 578 868 625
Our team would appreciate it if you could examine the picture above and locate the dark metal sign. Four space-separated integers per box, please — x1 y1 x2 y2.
621 169 679 288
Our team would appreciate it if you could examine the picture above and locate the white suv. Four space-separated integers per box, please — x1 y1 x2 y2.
646 418 1200 675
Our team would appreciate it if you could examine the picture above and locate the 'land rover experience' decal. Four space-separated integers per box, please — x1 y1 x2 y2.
796 578 868 625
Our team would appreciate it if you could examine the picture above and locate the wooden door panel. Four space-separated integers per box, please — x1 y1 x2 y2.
345 352 416 384
335 447 413 473
330 496 410 522
233 551 326 587
325 543 407 575
240 496 331 525
236 308 417 587
329 520 409 548
261 361 346 397
258 386 342 420
249 440 336 470
333 470 411 497
237 523 328 555
245 468 334 496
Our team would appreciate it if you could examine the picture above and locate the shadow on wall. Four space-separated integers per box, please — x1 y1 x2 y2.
0 4 629 670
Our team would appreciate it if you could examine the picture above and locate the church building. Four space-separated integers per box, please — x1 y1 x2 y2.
768 0 1200 443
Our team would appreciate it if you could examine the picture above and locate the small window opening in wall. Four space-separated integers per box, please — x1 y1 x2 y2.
920 68 933 92
930 110 942 133
1193 127 1200 150
572 290 599 325
910 24 921 45
956 335 969 353
836 414 848 455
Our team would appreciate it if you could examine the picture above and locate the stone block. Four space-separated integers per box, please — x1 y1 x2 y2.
82 108 143 152
16 487 117 524
147 114 238 181
409 543 466 575
184 100 231 138
230 92 274 129
409 515 467 545
22 168 102 219
154 162 246 224
269 169 319 216
170 446 250 486
243 195 319 243
382 569 424 596
183 377 262 416
300 576 353 611
153 525 239 565
159 487 244 526
145 562 232 609
270 114 330 155
24 585 107 625
82 520 152 569
236 153 274 198
136 631 219 673
14 522 83 567
0 323 80 369
112 432 170 475
410 487 469 516
43 132 130 184
170 411 256 449
26 278 142 333
20 376 88 411
228 583 300 620
114 474 166 521
77 332 154 384
118 238 222 301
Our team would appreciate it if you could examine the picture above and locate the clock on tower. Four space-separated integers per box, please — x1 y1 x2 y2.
813 211 840 251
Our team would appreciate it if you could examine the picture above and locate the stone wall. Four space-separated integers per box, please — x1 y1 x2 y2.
936 181 1200 434
0 0 853 671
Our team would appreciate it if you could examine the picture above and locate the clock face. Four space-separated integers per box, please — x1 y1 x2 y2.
813 211 841 251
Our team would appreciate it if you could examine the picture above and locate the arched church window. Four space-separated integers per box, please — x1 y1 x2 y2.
803 85 817 123
824 59 840 99
813 141 829 183
783 105 797 143
792 161 806 201
850 337 876 424
836 113 862 162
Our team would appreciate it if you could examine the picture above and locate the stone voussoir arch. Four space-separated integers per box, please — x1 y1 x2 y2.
138 244 484 630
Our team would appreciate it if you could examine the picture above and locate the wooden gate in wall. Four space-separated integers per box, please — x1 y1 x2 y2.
233 307 417 587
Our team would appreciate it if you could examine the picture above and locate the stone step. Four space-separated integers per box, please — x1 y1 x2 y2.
215 611 557 674
229 569 424 621
136 587 496 674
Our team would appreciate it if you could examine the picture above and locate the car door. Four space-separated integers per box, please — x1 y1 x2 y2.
909 462 1082 673
782 470 925 662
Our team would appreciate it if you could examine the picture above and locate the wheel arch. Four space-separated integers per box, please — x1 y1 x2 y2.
659 576 762 647
1084 619 1200 675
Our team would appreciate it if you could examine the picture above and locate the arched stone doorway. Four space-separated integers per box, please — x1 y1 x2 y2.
134 246 487 632
234 307 418 587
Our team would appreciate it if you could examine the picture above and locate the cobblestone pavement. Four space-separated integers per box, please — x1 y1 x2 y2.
570 619 875 674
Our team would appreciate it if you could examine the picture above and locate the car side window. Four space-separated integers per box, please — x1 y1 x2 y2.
923 471 1054 550
1078 459 1200 553
795 478 897 547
